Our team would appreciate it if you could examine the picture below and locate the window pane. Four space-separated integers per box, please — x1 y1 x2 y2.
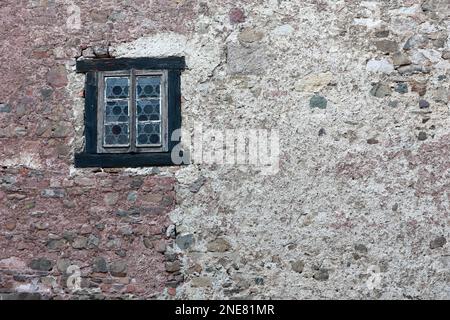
105 100 129 123
136 76 162 147
136 76 160 99
137 122 161 146
104 76 130 147
137 100 160 121
104 123 129 146
105 77 129 99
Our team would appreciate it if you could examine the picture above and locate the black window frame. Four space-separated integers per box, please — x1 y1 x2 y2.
74 57 185 168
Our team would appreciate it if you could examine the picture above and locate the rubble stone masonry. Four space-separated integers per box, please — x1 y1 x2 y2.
0 0 449 299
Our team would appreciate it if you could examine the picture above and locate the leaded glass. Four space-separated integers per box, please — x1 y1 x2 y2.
135 76 162 146
104 76 130 147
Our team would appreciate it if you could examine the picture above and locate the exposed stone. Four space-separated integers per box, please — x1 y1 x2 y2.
176 234 195 250
143 237 154 249
93 46 109 58
5 220 16 231
374 40 398 54
397 65 430 75
104 193 119 206
165 261 181 273
430 236 446 249
29 258 53 271
46 65 68 88
56 259 70 273
395 83 408 94
367 138 379 145
207 238 231 252
404 35 428 50
41 189 65 198
442 51 450 60
82 47 95 58
127 191 138 202
374 30 389 38
388 100 399 108
189 176 206 193
110 261 127 277
229 8 245 24
295 72 333 92
313 269 329 281
191 276 212 288
418 132 428 141
309 95 327 109
366 59 394 74
72 236 88 249
412 82 427 96
370 83 391 98
46 239 66 250
354 244 368 253
291 260 304 273
227 43 268 75
419 100 430 109
155 240 167 253
87 234 100 248
238 28 264 44
0 103 11 113
392 52 411 67
93 257 108 273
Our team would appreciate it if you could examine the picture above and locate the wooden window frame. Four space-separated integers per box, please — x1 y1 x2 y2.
74 57 185 168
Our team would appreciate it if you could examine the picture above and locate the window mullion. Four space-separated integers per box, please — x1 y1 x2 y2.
130 69 137 152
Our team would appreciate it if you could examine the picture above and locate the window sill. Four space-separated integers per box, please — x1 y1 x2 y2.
74 152 183 168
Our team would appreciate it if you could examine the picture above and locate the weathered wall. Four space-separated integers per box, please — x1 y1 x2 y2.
1 0 449 300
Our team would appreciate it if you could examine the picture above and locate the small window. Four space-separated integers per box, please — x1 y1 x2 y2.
75 57 185 168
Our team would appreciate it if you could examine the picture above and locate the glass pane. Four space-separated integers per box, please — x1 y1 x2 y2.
136 76 160 99
105 100 129 123
137 122 161 146
104 123 129 146
105 77 129 99
137 100 160 122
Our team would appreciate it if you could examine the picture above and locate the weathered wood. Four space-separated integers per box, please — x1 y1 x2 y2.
76 57 186 73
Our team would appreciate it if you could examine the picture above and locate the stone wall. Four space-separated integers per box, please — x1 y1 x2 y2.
0 0 449 300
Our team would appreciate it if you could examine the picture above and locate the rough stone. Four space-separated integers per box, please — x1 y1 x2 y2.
238 28 264 44
370 83 391 98
392 52 411 67
309 95 327 109
395 83 408 94
419 100 430 109
0 103 11 113
207 238 231 252
227 43 268 75
189 176 206 193
29 258 53 271
176 234 195 250
46 66 68 88
295 72 333 92
229 8 245 24
404 35 428 50
418 132 428 141
430 236 446 249
165 261 181 273
412 82 427 96
93 257 108 273
374 40 398 54
291 260 304 273
56 259 70 273
313 269 329 281
366 59 394 74
191 276 212 288
109 261 127 277
72 236 88 249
